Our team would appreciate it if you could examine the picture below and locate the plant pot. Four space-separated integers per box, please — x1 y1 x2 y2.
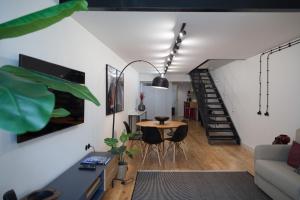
117 162 128 180
138 101 145 111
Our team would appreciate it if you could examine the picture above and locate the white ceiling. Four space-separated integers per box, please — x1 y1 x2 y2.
73 12 300 74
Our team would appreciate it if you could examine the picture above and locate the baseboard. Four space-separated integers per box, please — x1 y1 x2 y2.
242 142 254 153
138 170 248 172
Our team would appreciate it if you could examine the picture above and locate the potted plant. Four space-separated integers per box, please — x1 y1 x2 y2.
104 132 138 181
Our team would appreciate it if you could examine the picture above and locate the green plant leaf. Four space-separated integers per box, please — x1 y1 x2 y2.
104 138 118 148
51 108 70 118
1 65 100 106
0 70 55 134
119 145 126 153
120 132 129 143
0 0 88 40
127 132 138 138
110 147 120 155
126 148 139 159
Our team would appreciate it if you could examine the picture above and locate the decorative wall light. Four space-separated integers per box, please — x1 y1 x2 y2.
257 38 300 116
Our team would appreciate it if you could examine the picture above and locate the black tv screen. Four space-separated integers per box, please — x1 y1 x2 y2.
17 54 85 143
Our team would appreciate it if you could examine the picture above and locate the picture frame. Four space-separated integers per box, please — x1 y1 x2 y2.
106 64 124 115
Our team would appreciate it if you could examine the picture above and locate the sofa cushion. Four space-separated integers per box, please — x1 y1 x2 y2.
256 160 300 200
287 141 300 168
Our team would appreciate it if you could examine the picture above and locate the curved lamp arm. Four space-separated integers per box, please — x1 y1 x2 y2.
112 60 165 138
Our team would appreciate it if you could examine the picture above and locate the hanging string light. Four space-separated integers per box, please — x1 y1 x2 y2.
257 38 300 116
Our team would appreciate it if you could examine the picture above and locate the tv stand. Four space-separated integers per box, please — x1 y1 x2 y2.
44 152 117 200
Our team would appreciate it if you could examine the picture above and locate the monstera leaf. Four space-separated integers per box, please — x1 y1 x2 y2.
51 108 70 118
0 0 100 134
0 65 100 134
1 65 100 106
0 0 88 40
0 70 55 134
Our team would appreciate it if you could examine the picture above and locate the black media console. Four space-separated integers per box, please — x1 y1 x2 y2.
44 152 117 200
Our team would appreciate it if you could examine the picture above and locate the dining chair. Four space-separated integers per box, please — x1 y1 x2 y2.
3 190 17 200
141 126 164 166
167 119 189 137
123 121 144 157
164 125 188 162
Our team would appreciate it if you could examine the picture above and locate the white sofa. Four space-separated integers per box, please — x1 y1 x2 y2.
254 130 300 200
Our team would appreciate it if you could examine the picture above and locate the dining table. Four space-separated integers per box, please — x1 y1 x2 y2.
136 120 187 153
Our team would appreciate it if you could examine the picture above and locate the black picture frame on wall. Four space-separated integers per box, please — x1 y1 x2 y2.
106 64 124 115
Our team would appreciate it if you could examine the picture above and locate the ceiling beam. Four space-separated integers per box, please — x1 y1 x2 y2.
60 0 300 12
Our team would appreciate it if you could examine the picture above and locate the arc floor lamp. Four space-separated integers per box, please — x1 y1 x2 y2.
111 60 169 138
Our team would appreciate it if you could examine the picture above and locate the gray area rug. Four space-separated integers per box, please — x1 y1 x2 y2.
132 171 271 200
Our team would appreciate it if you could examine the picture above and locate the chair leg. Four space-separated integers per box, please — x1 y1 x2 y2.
154 145 161 166
138 141 144 158
142 144 149 165
180 142 188 160
163 142 173 159
173 142 176 163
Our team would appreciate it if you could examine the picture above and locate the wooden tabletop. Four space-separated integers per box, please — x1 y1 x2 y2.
136 120 186 129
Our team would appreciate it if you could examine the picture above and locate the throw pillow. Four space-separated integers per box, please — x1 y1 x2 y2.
295 167 300 175
287 141 300 168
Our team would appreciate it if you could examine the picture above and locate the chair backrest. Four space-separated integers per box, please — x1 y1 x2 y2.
181 119 189 131
3 190 17 200
172 125 188 142
142 127 163 144
123 121 131 133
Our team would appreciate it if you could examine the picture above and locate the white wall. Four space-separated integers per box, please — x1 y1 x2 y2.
0 0 139 197
141 82 193 119
210 44 300 149
142 84 173 119
140 73 191 119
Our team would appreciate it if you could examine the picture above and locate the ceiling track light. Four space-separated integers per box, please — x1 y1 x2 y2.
163 22 186 75
179 30 186 38
176 38 182 44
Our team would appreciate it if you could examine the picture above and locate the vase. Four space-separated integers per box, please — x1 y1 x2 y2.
117 163 128 180
138 101 145 111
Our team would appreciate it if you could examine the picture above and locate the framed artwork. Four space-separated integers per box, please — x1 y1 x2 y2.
106 64 124 115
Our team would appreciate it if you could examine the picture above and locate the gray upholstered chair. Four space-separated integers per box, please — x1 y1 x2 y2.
254 129 300 200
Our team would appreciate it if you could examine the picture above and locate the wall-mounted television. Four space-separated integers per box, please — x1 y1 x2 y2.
17 54 85 143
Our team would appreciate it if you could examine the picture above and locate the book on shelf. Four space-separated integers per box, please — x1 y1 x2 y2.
81 156 110 165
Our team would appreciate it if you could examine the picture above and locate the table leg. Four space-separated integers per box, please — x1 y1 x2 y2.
159 129 164 154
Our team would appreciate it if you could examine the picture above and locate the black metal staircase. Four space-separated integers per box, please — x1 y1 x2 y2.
189 69 240 144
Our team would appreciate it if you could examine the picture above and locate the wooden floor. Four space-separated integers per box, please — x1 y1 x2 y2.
102 120 254 200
